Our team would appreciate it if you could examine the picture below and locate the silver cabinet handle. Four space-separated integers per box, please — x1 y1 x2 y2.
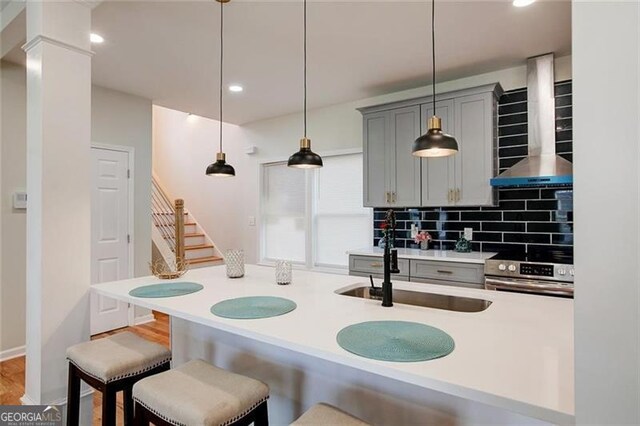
456 188 460 202
437 269 453 274
385 192 390 204
370 262 383 268
392 192 396 203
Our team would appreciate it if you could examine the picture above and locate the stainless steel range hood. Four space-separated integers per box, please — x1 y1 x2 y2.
490 54 573 187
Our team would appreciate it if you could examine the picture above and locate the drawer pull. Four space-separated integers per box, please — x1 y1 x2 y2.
370 262 383 268
437 269 453 274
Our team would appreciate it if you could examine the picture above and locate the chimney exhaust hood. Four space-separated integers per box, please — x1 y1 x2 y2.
490 54 573 187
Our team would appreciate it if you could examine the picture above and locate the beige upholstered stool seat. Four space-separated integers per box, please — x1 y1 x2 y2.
66 331 172 383
133 359 270 426
291 403 370 426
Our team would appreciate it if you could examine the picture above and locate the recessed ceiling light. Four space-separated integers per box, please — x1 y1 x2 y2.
90 33 105 44
513 0 535 7
228 85 243 92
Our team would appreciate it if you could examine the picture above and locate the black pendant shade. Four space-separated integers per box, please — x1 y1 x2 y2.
206 152 236 177
288 0 322 169
412 116 459 158
412 0 458 158
207 0 236 178
288 138 323 168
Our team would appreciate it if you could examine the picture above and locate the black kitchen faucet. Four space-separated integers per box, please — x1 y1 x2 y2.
381 210 400 307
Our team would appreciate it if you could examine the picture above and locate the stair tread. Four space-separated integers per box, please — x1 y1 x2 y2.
184 244 214 250
186 256 223 264
164 232 204 239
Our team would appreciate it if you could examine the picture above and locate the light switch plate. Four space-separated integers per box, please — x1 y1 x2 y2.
13 192 27 209
248 216 256 226
411 224 418 238
464 227 473 240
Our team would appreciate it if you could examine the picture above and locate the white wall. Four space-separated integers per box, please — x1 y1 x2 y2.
0 61 26 355
92 85 153 280
0 63 154 352
573 2 639 424
153 57 572 265
152 107 247 254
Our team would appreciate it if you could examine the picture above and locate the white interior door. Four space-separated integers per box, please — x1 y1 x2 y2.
90 147 131 335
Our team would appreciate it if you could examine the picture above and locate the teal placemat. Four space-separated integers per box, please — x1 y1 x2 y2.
129 282 203 298
211 296 297 319
337 321 454 362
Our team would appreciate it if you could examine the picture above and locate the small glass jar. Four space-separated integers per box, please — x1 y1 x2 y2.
275 260 292 285
225 249 245 278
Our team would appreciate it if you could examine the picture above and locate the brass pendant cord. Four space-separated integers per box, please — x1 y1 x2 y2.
219 0 224 154
431 0 436 115
303 0 307 139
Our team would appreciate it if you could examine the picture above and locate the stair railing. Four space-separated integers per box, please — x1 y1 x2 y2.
151 177 185 265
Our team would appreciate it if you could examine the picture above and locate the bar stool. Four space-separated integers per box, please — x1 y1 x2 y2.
291 403 370 426
66 331 171 426
132 359 269 426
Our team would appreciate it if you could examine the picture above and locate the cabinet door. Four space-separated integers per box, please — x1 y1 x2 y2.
454 93 495 206
363 112 389 207
389 106 422 207
421 100 455 207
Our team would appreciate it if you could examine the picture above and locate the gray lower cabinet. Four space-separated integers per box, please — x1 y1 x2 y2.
348 255 485 289
359 83 502 208
409 259 484 288
349 255 410 277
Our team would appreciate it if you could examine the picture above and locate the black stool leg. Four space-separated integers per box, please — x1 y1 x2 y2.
133 402 148 426
123 385 134 425
66 364 80 426
254 401 269 426
102 386 117 426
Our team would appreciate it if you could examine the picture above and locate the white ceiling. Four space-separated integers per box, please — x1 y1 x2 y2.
6 1 571 124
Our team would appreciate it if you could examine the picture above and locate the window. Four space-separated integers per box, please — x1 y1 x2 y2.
261 152 372 270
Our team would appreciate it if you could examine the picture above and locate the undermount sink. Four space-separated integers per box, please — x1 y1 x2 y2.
337 285 492 313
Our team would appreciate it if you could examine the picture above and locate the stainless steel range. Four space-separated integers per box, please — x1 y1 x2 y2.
484 251 574 297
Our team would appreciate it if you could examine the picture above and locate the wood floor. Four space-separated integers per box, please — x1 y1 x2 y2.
0 312 170 425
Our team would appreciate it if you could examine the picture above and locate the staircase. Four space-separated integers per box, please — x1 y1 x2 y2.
151 176 223 269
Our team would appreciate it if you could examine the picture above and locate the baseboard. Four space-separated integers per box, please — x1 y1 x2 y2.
0 345 25 362
21 388 94 406
134 314 155 326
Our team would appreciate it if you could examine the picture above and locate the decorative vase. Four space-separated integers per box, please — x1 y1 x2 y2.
420 240 429 250
275 260 292 285
225 249 245 278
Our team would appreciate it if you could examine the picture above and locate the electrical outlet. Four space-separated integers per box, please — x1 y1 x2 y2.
464 227 473 240
411 224 418 238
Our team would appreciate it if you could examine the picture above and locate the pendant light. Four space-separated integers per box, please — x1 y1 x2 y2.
206 0 236 177
288 0 323 169
412 0 459 158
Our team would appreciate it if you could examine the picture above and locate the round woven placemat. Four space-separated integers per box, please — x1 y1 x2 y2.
210 296 297 319
337 320 454 362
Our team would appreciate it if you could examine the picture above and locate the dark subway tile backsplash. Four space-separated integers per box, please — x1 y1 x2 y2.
373 81 573 256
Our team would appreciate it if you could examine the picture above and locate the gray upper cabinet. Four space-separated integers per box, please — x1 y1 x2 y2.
421 100 455 207
362 106 421 207
359 83 502 208
363 112 388 207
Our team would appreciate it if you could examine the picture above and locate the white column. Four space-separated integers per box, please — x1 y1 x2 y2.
22 1 93 421
573 1 640 424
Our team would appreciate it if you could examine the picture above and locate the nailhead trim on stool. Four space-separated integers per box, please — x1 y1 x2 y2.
132 359 270 426
65 332 172 426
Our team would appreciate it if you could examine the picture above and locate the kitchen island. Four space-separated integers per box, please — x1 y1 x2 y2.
93 264 573 425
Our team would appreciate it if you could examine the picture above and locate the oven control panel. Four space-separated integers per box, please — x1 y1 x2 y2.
520 263 554 277
485 260 574 283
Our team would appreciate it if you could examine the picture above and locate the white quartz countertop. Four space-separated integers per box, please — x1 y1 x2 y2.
93 265 573 424
347 247 497 264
